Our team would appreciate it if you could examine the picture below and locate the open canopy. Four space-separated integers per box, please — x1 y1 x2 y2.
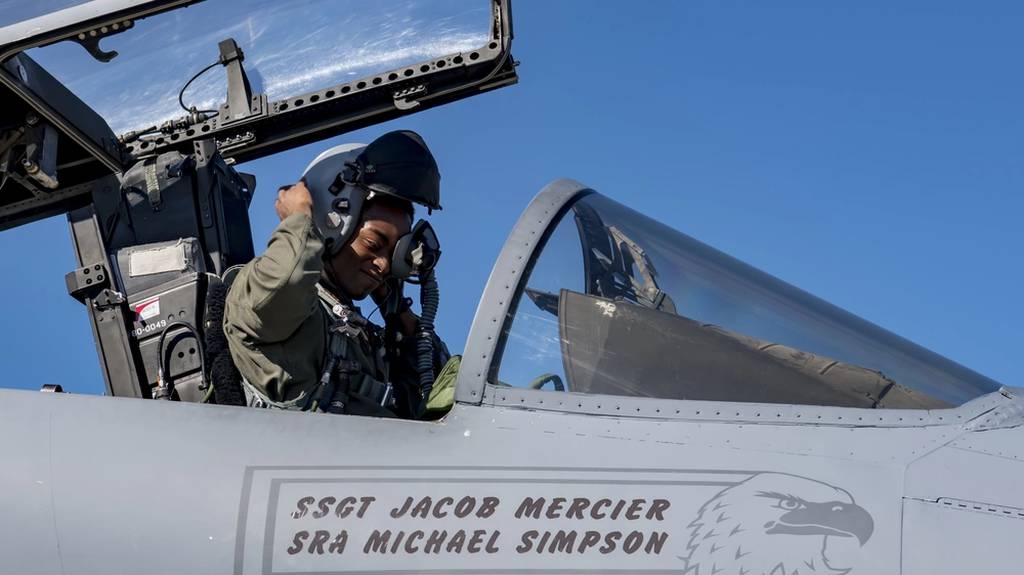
0 0 515 228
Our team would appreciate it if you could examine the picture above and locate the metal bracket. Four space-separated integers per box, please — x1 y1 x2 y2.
216 130 256 153
393 85 427 111
65 262 111 303
216 39 267 127
193 139 218 165
193 139 218 229
71 19 136 63
22 121 59 190
93 288 127 310
66 204 150 399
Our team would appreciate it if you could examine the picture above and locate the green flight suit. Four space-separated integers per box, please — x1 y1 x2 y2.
222 213 395 417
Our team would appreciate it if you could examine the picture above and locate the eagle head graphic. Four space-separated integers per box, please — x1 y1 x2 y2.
680 473 874 575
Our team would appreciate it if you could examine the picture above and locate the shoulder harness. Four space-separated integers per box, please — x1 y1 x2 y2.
240 285 395 414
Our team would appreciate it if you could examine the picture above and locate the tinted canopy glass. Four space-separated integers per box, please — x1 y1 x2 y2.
497 193 1002 408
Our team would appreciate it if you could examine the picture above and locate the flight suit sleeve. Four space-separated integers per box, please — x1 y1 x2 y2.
224 213 324 343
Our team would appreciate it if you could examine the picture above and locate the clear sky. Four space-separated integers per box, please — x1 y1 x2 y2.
0 0 1020 394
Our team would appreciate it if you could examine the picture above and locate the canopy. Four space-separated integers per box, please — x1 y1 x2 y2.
488 185 1001 408
0 0 515 228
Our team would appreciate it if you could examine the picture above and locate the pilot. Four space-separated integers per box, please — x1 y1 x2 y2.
222 130 453 419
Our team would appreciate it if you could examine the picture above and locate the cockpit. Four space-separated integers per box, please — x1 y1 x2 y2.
0 0 516 404
0 1 1003 413
476 183 1001 409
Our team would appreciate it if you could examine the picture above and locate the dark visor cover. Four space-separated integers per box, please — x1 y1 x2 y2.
356 130 442 211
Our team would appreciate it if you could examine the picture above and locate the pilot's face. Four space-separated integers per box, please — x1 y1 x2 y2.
328 201 411 299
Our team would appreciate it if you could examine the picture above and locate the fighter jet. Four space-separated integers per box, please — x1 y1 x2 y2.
0 1 1020 574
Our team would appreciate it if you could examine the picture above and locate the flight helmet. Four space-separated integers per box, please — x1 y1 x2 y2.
302 130 442 257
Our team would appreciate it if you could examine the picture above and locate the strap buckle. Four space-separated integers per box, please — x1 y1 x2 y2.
378 382 394 408
348 373 394 409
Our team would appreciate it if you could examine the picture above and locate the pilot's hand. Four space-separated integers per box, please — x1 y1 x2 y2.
274 181 313 221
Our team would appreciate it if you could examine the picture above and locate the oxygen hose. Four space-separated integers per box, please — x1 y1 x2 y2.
416 271 440 405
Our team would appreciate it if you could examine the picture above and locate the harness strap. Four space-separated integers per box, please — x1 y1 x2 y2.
316 287 395 413
312 332 347 413
349 370 394 407
245 285 394 413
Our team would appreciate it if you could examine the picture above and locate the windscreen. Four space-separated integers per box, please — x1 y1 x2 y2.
496 193 1002 408
24 0 492 134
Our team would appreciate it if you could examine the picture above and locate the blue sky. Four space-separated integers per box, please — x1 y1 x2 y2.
0 0 1020 394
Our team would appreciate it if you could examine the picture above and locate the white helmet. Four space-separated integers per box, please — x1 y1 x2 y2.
301 130 442 256
301 143 368 255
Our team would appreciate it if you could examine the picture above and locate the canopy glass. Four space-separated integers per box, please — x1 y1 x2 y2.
497 193 1002 408
22 0 491 134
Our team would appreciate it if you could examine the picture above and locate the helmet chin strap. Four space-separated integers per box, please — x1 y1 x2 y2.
321 256 355 305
